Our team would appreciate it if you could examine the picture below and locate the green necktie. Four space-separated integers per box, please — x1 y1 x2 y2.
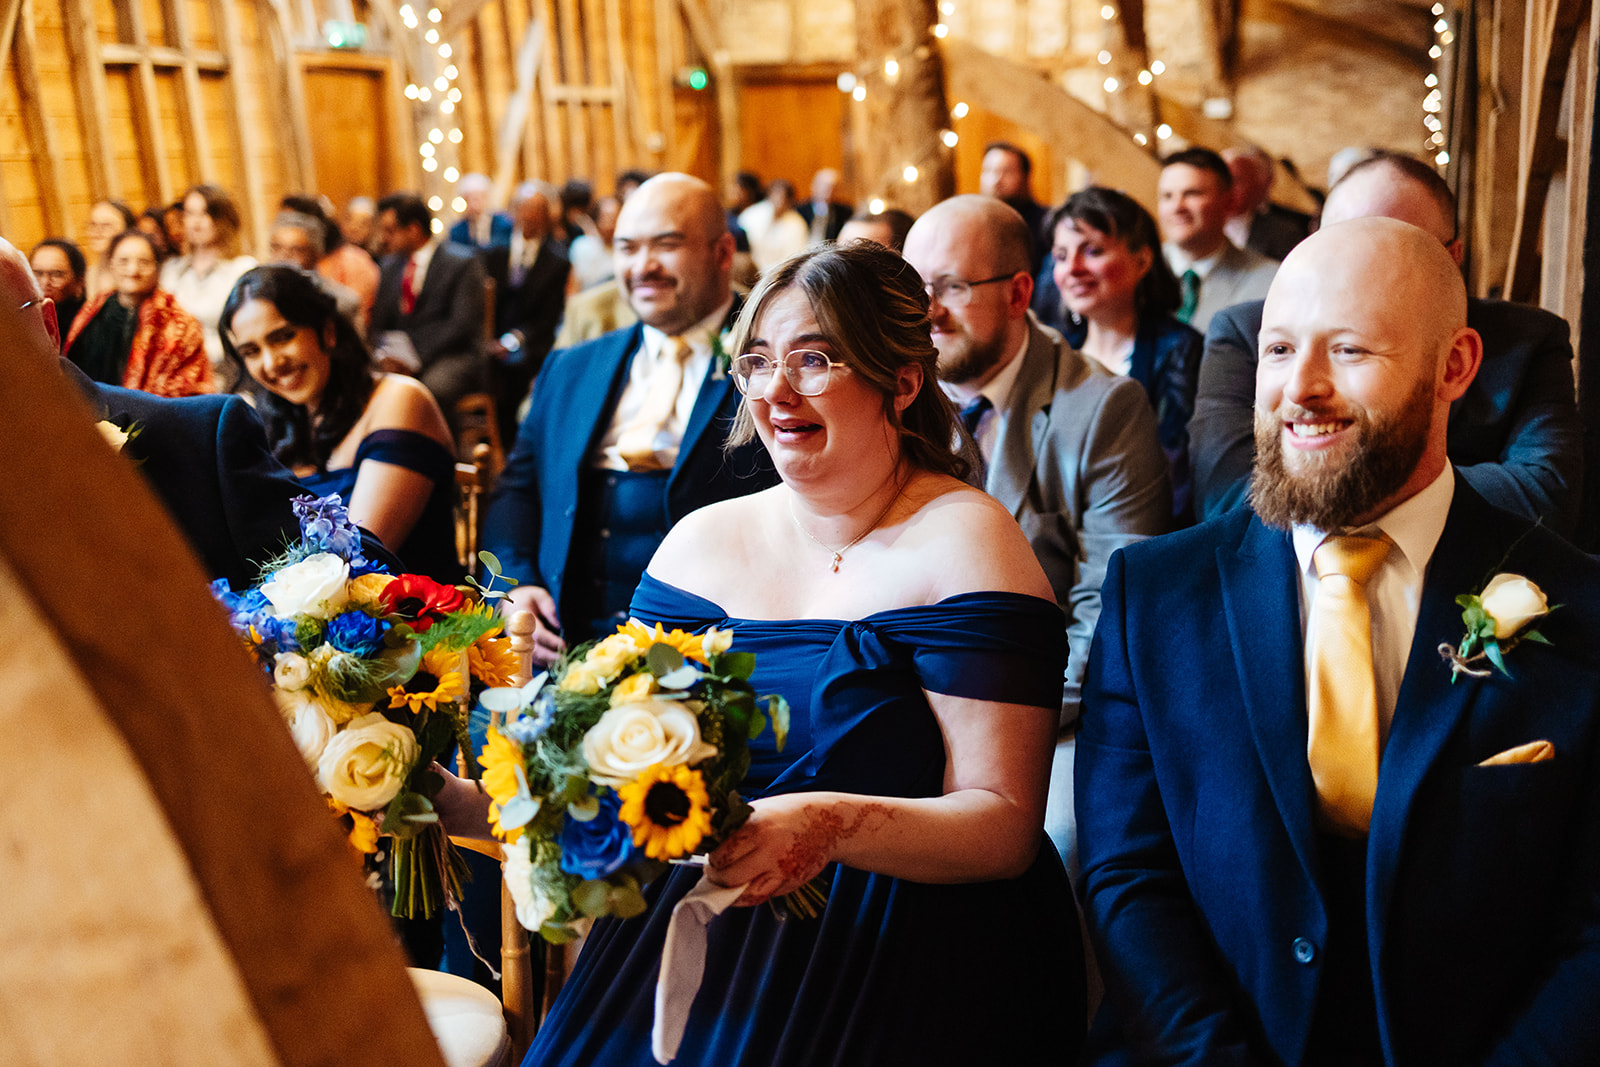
1177 269 1201 324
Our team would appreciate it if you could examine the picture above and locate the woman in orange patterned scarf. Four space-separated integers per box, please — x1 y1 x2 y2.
63 230 212 398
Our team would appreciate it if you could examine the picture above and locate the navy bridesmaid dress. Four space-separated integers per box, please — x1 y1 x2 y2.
522 572 1087 1066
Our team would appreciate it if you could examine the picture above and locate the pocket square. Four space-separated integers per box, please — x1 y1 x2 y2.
1477 740 1555 766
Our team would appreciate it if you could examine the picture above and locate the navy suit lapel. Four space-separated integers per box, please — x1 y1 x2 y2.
1218 515 1321 887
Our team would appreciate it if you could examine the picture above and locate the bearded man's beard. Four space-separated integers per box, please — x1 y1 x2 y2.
1250 376 1433 531
937 330 1010 386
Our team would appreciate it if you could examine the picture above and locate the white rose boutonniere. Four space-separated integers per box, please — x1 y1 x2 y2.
97 420 130 451
710 328 734 380
1441 572 1555 681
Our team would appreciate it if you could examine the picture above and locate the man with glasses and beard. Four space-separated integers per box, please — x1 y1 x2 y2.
1077 217 1600 1066
484 173 777 666
903 195 1170 876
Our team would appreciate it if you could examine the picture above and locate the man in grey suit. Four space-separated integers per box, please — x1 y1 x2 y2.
1159 147 1279 335
1190 152 1583 535
904 195 1171 871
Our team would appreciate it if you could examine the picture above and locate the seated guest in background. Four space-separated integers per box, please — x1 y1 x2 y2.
484 172 777 665
484 181 572 448
83 199 138 301
510 239 1085 1067
1158 147 1278 335
980 141 1049 272
162 199 187 259
369 191 487 436
65 229 211 398
1051 187 1204 521
267 210 366 334
614 168 651 203
738 178 809 273
1078 217 1600 1066
798 167 851 243
221 264 459 582
567 194 619 291
903 195 1170 874
341 196 380 258
836 207 916 253
447 172 512 250
281 193 381 332
161 183 258 387
552 178 594 248
136 208 176 262
552 275 636 349
30 238 87 338
1190 151 1583 535
1223 145 1312 261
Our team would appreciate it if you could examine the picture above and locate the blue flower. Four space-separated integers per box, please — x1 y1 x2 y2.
502 686 556 745
558 790 637 880
326 610 390 657
292 494 369 567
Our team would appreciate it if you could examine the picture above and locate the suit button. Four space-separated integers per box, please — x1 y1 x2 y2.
565 505 575 517
1292 938 1317 965
607 475 618 487
600 528 610 538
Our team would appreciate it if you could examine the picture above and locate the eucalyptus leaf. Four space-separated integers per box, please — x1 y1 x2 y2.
498 795 539 830
479 550 503 573
540 920 580 944
1455 593 1478 610
1485 640 1508 675
608 880 648 919
573 879 611 917
721 652 756 680
1523 629 1553 645
647 643 685 676
658 664 702 690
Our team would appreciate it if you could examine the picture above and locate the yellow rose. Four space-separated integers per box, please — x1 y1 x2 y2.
701 627 733 658
347 573 396 606
609 672 657 706
582 698 718 787
1480 574 1549 639
560 662 604 694
586 636 642 683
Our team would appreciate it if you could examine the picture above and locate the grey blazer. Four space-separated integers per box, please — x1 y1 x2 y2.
1174 241 1279 335
984 318 1172 725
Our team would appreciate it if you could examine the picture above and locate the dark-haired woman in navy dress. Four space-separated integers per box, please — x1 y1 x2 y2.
510 241 1085 1065
219 264 460 583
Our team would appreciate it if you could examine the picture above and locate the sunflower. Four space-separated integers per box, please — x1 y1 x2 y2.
469 632 520 688
479 727 528 841
388 670 466 712
346 810 381 854
616 620 716 665
617 763 713 860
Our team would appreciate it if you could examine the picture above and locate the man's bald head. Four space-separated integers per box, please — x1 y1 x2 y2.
613 172 734 333
1253 217 1481 529
1322 155 1461 263
905 195 1033 278
0 235 58 352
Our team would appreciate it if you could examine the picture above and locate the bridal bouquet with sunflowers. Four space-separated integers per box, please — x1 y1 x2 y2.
478 621 795 943
212 495 519 920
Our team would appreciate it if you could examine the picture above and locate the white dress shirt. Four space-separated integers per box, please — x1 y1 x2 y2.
594 298 732 471
1292 464 1455 736
1163 242 1224 282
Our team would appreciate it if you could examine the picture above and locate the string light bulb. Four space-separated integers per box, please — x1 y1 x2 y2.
951 101 968 119
1138 70 1152 85
443 166 459 182
934 24 948 38
903 165 918 182
1104 77 1119 93
452 197 467 212
870 198 885 213
885 58 899 78
941 130 958 147
1150 60 1165 75
838 72 856 93
1100 4 1116 19
1156 123 1172 139
852 85 866 102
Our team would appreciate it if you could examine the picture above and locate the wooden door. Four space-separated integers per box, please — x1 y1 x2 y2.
736 77 847 198
300 63 396 207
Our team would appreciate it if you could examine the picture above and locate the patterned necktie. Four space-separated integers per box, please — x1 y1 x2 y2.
959 395 992 438
615 336 693 471
400 256 418 316
1307 533 1393 837
1177 269 1200 324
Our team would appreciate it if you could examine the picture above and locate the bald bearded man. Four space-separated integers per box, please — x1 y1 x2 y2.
1190 153 1582 534
1078 218 1600 1065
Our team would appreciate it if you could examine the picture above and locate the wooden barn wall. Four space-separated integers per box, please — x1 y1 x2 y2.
0 0 694 255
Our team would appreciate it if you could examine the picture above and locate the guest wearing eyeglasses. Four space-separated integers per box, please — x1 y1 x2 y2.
904 194 1170 877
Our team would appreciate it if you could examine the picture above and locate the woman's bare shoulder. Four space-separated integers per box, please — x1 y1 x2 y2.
903 478 1054 602
647 488 777 589
364 374 452 445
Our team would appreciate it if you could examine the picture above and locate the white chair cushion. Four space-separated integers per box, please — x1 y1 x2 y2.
408 967 512 1067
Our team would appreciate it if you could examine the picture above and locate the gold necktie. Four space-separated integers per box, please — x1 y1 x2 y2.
1307 533 1392 837
615 336 692 471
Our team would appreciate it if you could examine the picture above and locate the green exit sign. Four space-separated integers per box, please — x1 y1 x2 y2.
323 20 367 49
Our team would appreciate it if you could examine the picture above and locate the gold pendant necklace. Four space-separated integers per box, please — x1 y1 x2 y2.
789 479 905 573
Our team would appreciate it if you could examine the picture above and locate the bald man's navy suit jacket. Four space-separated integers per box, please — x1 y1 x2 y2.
1077 482 1600 1065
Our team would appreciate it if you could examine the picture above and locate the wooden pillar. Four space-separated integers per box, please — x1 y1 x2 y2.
854 0 953 214
1576 23 1600 551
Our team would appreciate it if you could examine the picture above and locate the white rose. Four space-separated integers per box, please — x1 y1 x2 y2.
261 553 350 620
582 698 718 787
275 688 337 773
1480 573 1549 639
96 420 129 451
274 651 311 691
502 837 558 932
317 711 419 810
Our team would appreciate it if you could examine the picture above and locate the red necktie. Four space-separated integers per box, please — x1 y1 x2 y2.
400 256 417 316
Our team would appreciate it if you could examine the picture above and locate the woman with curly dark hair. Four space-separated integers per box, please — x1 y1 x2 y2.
219 264 460 581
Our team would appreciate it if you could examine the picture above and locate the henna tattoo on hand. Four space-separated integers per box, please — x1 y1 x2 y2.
775 801 894 883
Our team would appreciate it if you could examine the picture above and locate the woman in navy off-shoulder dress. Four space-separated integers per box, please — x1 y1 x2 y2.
516 242 1087 1064
219 265 461 583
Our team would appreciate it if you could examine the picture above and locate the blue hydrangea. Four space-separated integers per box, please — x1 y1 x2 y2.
293 494 368 567
502 686 556 745
326 610 390 657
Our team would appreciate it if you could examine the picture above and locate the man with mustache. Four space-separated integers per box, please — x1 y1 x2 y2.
485 173 777 665
1078 217 1600 1065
